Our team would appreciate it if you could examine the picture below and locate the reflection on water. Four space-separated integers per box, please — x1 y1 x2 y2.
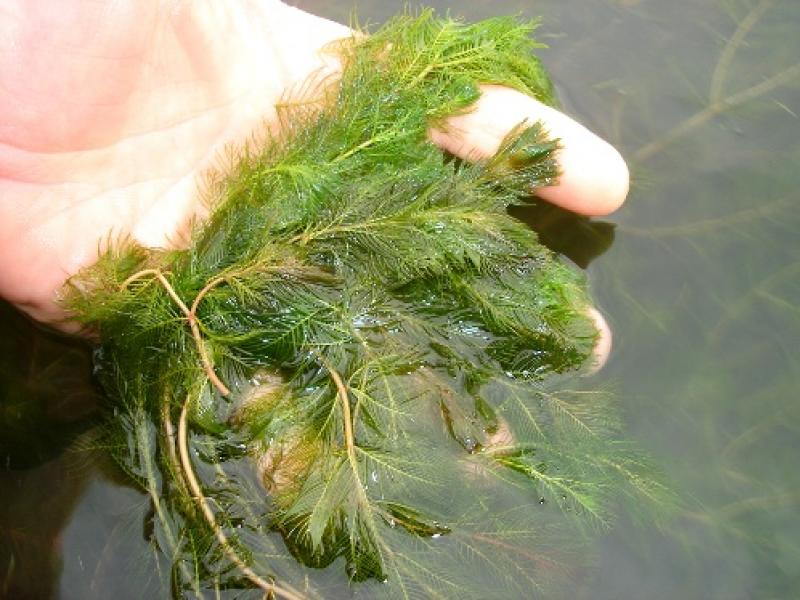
2 0 799 598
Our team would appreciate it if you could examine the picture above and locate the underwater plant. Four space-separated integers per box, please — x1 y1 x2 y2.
65 10 667 599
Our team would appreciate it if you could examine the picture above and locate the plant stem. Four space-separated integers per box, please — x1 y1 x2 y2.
322 360 380 543
161 401 195 513
177 397 305 600
135 404 202 597
326 366 357 460
189 276 226 317
121 269 230 396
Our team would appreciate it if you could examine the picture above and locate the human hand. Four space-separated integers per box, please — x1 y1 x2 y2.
0 1 626 363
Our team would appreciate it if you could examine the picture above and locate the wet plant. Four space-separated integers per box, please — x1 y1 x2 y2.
65 10 669 599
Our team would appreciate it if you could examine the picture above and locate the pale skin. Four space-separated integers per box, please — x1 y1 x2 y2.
0 1 626 366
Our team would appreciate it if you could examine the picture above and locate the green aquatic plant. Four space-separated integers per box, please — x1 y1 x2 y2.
65 10 667 599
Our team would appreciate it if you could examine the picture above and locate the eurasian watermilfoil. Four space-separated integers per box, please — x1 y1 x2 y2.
66 11 668 599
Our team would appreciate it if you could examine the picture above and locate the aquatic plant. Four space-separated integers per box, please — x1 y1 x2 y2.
65 10 666 598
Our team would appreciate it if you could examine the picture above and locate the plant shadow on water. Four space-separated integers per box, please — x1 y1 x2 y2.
2 1 800 599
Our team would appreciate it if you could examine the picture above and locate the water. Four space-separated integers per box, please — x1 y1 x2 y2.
2 0 799 598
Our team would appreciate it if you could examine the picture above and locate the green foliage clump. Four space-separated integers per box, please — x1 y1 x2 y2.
66 10 668 599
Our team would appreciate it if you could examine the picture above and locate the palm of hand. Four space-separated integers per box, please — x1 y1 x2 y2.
0 2 348 324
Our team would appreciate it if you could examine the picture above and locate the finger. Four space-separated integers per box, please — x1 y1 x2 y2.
586 307 612 374
428 84 629 217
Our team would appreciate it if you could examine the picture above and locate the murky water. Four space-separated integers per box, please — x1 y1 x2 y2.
2 1 799 598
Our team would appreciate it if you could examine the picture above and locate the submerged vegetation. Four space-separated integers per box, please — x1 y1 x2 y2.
65 11 668 599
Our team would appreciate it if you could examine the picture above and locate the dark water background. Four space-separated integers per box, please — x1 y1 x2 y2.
2 0 799 598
